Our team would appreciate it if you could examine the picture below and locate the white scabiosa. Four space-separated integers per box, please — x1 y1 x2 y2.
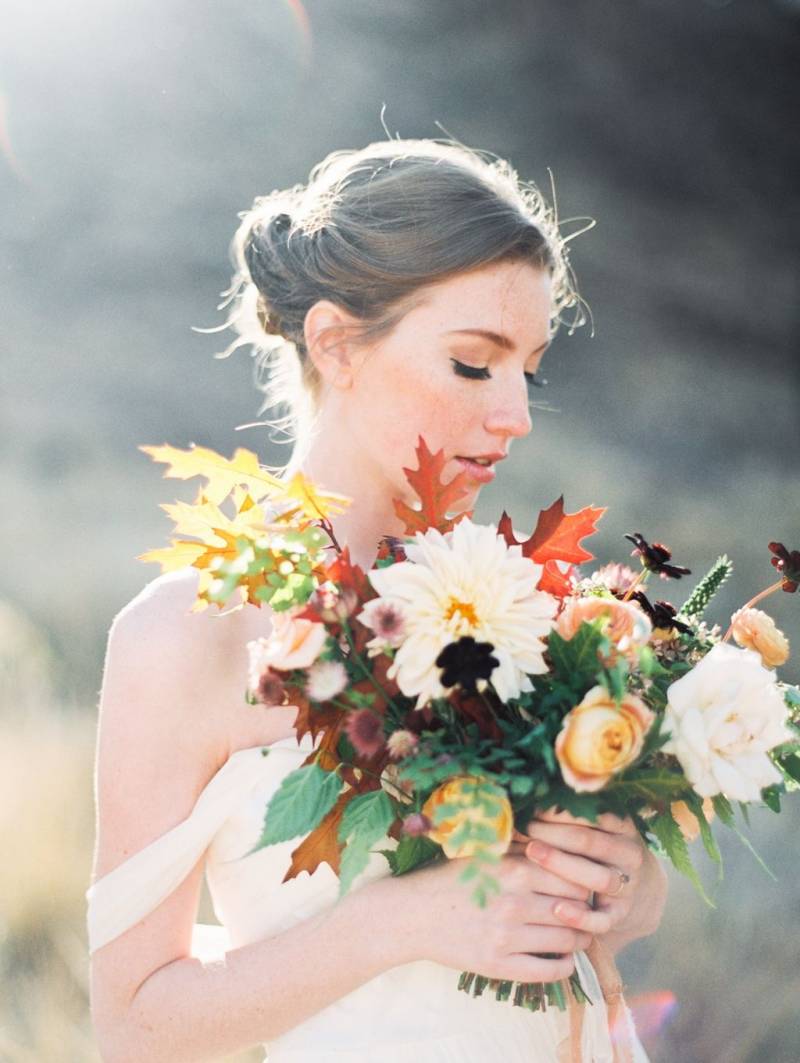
305 659 348 703
366 518 559 708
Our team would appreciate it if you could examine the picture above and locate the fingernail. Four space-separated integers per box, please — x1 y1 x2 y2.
553 902 577 921
526 840 549 861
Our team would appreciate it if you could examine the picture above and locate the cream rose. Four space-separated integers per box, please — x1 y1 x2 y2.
556 595 652 661
555 686 655 792
661 642 792 803
247 611 327 683
730 607 790 669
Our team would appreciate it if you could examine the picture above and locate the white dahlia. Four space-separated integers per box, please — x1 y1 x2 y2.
364 518 559 708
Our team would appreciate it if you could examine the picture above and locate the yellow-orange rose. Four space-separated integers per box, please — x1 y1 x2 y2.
556 596 651 662
670 798 715 843
422 775 513 859
555 686 654 792
730 607 790 669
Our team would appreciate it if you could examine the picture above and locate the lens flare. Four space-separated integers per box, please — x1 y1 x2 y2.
611 989 679 1044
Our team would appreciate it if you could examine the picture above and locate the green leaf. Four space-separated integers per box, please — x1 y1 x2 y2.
252 762 342 850
337 789 397 896
546 623 605 691
712 793 734 827
649 811 716 907
377 834 441 876
761 785 782 813
683 791 722 868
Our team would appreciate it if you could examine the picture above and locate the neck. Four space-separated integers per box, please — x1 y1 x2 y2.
281 414 408 572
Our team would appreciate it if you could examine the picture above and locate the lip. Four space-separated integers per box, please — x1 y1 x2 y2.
454 456 499 484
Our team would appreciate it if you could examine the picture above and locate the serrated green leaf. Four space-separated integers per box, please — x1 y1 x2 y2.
337 789 397 896
252 762 342 851
649 811 716 907
683 791 722 868
712 793 734 827
377 834 441 876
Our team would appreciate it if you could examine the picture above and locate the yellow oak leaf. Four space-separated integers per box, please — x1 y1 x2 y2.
140 443 288 506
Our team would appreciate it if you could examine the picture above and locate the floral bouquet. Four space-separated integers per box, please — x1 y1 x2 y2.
140 437 800 1013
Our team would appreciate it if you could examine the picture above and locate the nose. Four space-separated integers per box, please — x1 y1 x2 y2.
483 375 533 442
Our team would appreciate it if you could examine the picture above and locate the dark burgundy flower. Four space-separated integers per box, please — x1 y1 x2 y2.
631 591 693 635
435 635 499 692
256 668 287 707
624 532 691 580
768 541 800 593
345 708 386 758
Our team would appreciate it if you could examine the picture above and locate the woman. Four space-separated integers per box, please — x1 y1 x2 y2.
87 139 667 1062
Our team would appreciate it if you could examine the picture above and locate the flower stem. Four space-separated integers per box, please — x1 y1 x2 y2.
340 620 404 715
721 578 785 643
621 568 648 603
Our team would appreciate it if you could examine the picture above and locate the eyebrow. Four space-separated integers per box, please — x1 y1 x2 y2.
444 328 551 355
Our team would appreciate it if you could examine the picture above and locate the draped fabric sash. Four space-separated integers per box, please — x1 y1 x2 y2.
556 938 635 1063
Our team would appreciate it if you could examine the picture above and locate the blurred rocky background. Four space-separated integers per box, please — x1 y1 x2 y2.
0 1 797 1059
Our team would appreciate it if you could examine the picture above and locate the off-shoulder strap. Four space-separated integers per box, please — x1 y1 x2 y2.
86 740 304 955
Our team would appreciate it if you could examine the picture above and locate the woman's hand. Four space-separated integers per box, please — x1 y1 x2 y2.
399 850 613 983
520 808 668 955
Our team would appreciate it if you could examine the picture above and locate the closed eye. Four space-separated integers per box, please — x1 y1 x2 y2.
450 358 547 388
450 358 491 380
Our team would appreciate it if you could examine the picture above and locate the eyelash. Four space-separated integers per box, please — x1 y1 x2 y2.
450 358 548 388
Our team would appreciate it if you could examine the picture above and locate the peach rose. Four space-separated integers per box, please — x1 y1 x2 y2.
670 798 715 843
730 607 790 669
556 686 655 792
556 595 652 661
247 612 327 681
422 775 513 859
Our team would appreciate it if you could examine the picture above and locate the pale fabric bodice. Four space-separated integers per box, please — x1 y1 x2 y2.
86 733 648 1062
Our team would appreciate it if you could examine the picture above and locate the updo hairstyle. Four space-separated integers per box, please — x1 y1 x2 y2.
216 137 587 469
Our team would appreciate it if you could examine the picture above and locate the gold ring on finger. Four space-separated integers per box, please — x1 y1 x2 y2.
606 867 631 897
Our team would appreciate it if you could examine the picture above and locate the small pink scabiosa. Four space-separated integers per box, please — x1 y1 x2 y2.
345 708 386 758
357 598 408 655
590 562 640 596
386 729 419 760
305 659 349 703
401 812 431 837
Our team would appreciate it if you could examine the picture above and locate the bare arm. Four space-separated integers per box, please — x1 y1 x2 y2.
90 572 592 1062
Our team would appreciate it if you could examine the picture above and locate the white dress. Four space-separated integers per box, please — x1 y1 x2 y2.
86 732 649 1062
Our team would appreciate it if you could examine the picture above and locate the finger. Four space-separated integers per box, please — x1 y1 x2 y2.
513 926 593 955
531 809 634 835
505 847 593 901
525 839 626 895
501 953 576 984
551 899 614 935
526 823 642 874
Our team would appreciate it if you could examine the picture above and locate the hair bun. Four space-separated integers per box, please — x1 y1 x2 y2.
255 292 286 338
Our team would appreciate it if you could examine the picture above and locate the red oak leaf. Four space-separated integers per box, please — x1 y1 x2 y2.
498 497 605 567
393 436 474 535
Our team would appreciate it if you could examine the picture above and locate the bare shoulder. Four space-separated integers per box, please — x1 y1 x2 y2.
93 570 288 877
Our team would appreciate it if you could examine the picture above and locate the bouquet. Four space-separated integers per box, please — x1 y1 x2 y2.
140 437 800 1013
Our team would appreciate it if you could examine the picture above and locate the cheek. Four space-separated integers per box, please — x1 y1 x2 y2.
355 362 474 462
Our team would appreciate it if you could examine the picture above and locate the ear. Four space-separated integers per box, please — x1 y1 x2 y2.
303 300 365 389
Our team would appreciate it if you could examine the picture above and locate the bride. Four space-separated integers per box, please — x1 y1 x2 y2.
87 138 667 1062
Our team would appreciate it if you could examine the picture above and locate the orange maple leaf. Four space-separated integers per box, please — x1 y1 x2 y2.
282 790 354 881
498 496 605 566
392 436 474 535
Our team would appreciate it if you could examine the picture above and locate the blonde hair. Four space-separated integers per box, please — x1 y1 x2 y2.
213 137 589 471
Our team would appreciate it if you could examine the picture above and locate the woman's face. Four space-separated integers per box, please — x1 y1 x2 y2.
341 259 554 510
